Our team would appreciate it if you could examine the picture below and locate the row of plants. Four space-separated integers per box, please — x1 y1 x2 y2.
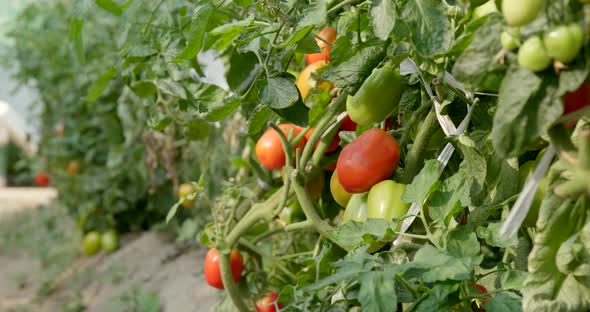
6 0 590 311
5 1 237 245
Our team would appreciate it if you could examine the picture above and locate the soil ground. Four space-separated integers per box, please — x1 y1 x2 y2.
0 187 219 312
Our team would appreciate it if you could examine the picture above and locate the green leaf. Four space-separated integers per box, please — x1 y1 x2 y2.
299 0 327 26
165 202 182 223
183 119 211 141
227 51 260 94
210 15 253 51
358 271 397 312
370 0 396 41
523 195 590 312
261 77 299 109
483 292 522 312
451 14 506 91
202 97 242 122
491 66 562 158
428 173 471 224
402 159 441 205
276 25 314 49
476 223 518 248
95 0 124 16
68 17 84 62
330 219 395 251
401 0 453 56
85 67 117 102
415 283 460 312
126 45 157 58
447 227 480 258
154 79 187 99
324 46 387 93
246 104 273 135
173 4 213 63
413 245 481 282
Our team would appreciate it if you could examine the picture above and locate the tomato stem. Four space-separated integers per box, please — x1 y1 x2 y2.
218 250 250 311
289 168 351 251
402 108 439 184
252 219 314 244
238 238 297 283
225 186 286 246
578 128 590 171
302 94 347 169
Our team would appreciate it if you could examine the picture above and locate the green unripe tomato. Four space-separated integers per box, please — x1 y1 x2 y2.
518 36 551 72
502 0 544 27
82 231 102 256
544 24 584 63
472 0 497 20
500 31 520 50
101 230 119 253
342 193 368 223
367 180 410 223
346 63 403 126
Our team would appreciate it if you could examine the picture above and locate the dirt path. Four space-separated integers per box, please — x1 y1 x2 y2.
0 188 220 312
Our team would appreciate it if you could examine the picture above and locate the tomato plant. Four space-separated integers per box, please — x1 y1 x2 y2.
336 129 400 193
204 248 244 290
9 0 590 311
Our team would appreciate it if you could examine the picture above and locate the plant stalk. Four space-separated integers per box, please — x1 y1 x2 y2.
402 107 439 184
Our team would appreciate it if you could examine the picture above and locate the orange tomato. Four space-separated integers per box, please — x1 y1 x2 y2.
296 60 328 100
304 128 340 153
256 124 307 170
178 183 196 208
305 27 337 65
67 160 80 176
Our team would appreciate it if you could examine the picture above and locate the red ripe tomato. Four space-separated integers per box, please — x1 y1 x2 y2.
204 248 244 289
34 172 49 187
339 115 357 132
256 124 307 170
256 292 283 312
304 128 340 153
336 128 400 193
563 83 590 128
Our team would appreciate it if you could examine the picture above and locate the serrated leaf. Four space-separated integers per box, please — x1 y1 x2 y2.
358 271 397 312
202 97 241 122
451 14 506 91
413 245 481 282
299 0 327 26
276 25 314 49
173 4 213 62
484 292 522 312
85 67 117 102
476 223 518 248
491 66 562 158
246 104 273 135
370 0 396 41
402 159 441 205
261 77 299 109
402 0 453 56
155 79 187 99
428 173 471 225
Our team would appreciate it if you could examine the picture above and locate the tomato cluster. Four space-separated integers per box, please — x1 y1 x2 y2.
81 230 119 256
